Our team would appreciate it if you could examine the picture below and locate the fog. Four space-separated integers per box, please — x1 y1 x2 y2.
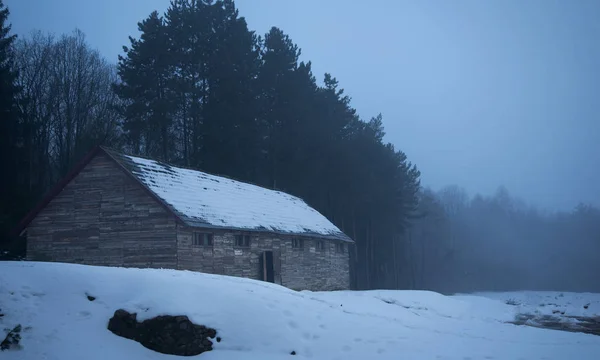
408 185 600 294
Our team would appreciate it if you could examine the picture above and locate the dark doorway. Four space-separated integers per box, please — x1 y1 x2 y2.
260 251 275 283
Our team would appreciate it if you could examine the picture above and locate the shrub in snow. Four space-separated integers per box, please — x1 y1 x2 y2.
107 309 218 356
0 250 24 261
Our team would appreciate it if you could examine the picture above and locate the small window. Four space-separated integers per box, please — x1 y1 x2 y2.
335 242 345 253
316 240 325 251
292 238 304 249
235 234 251 247
193 232 213 247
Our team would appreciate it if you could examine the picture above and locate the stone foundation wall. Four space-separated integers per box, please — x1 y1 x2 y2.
176 225 350 291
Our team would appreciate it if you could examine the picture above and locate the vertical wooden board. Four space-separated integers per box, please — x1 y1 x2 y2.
273 249 282 285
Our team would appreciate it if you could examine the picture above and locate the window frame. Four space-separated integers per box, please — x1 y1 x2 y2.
335 242 345 253
234 233 251 248
292 238 304 250
315 240 326 251
192 232 213 247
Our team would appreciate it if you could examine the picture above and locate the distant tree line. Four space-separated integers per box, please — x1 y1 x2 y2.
0 0 420 290
408 185 600 293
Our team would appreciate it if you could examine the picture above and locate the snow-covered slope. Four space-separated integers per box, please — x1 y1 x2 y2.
2 262 600 360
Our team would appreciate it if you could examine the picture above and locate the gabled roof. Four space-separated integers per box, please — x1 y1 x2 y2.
16 146 352 242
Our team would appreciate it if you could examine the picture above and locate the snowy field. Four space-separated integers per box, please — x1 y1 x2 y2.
472 291 600 318
1 262 600 360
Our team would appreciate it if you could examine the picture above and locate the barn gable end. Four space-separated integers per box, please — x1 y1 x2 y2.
25 151 178 268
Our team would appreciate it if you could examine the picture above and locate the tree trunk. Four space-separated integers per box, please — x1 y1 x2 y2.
392 232 398 289
408 227 416 290
365 217 371 289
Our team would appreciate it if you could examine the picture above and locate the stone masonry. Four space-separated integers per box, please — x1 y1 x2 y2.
176 225 350 291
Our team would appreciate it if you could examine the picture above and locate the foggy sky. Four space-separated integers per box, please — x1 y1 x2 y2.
8 0 600 211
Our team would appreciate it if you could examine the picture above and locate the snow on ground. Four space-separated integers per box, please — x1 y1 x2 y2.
2 262 600 360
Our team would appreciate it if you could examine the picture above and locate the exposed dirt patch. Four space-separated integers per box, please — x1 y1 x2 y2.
509 314 600 336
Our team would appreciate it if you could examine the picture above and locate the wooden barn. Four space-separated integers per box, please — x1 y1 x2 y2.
15 147 353 291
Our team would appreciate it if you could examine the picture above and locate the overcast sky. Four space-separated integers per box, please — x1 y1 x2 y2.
7 0 600 211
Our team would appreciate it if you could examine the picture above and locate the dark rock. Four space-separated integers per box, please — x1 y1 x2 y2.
108 309 139 340
107 309 218 356
87 294 96 302
216 337 222 343
206 328 217 338
290 350 297 355
584 304 590 309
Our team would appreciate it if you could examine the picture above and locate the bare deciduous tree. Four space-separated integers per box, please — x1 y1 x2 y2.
14 29 122 188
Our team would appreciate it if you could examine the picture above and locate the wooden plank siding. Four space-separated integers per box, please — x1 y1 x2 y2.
25 152 178 268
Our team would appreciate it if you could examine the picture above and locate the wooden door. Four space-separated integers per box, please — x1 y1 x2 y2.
260 251 275 283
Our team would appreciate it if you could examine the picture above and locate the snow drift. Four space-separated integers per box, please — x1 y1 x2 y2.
1 261 600 359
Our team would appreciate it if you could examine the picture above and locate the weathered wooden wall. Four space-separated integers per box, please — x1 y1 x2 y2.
26 153 178 268
176 225 350 291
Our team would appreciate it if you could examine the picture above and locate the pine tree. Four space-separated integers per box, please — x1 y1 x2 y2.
164 0 212 166
200 0 262 180
256 27 316 190
115 11 175 161
0 0 24 243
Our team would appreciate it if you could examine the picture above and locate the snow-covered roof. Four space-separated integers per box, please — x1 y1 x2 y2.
105 148 351 242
